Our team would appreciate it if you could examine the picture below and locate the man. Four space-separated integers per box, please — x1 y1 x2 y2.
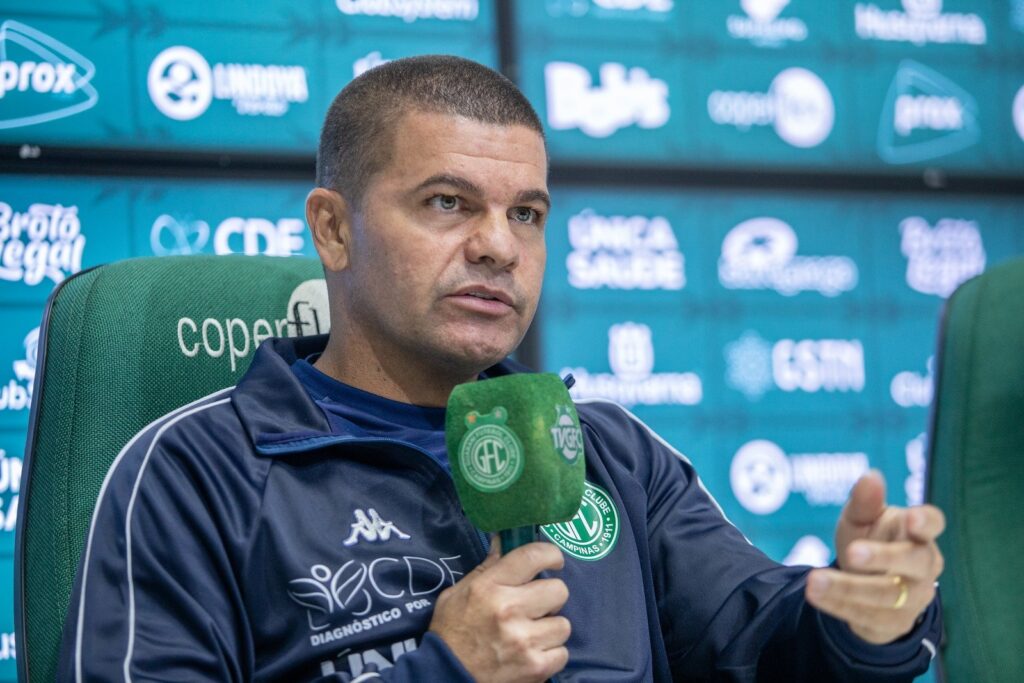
60 56 943 682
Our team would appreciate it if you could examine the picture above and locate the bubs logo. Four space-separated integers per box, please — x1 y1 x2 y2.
545 61 669 138
562 322 702 407
0 327 37 413
878 60 979 164
0 20 98 130
566 208 684 290
708 67 834 148
0 201 85 286
899 215 985 297
148 45 308 120
854 0 986 46
730 439 869 515
718 217 858 297
727 0 808 48
458 407 524 492
150 214 305 257
541 481 619 561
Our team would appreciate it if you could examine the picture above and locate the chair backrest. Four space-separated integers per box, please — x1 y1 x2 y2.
927 256 1024 683
14 255 328 682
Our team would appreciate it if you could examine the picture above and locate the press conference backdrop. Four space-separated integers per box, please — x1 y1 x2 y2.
1 0 1023 680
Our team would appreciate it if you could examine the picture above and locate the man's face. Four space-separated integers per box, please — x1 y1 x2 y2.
339 111 549 379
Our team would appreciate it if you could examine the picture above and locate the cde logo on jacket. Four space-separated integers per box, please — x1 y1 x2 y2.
176 279 330 372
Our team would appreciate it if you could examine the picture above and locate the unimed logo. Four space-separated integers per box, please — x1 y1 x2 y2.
854 0 986 46
176 279 330 371
561 322 702 407
0 20 98 130
148 45 308 120
545 61 669 138
727 0 808 48
566 208 684 290
150 214 305 257
708 67 834 148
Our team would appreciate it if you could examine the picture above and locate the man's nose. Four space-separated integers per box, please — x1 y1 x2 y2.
465 209 518 271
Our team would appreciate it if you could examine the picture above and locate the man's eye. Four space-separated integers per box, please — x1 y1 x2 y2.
511 207 538 223
431 195 460 211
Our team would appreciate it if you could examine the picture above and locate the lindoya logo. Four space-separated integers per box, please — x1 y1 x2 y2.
0 327 37 413
150 213 305 257
176 279 330 371
730 439 869 515
0 20 98 130
545 61 670 138
148 45 308 121
708 67 834 148
0 201 85 286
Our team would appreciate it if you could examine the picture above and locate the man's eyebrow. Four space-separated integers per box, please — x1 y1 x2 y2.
413 173 551 210
515 189 551 210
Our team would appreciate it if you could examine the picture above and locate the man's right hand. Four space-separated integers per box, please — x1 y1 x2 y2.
428 539 571 682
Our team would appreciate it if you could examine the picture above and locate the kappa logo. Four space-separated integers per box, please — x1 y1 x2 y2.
148 45 308 121
0 21 98 130
550 404 583 462
708 67 834 148
1013 85 1024 143
566 208 684 291
541 481 619 561
545 61 670 138
855 0 986 46
0 327 37 413
149 214 305 257
878 61 979 164
730 440 869 515
0 201 85 286
343 508 410 547
718 217 858 296
728 0 808 48
900 215 985 297
563 322 702 407
336 0 479 22
458 407 524 492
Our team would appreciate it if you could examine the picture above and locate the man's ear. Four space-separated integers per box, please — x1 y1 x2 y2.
306 187 352 272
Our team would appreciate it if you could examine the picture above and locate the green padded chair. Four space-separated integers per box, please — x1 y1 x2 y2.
927 256 1024 683
14 255 328 682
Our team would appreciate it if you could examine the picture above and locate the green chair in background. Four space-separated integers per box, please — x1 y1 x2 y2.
14 255 328 682
927 256 1024 683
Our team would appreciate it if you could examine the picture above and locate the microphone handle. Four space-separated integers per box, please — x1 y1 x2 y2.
499 525 537 555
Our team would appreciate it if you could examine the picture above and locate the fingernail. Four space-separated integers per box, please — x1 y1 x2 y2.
849 544 871 566
808 573 829 598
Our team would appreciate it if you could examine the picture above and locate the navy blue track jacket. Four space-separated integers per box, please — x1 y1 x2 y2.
59 335 941 682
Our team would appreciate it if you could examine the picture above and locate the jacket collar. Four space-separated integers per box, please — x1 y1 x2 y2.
231 335 529 455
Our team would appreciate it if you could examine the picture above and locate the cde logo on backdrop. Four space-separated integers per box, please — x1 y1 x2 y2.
562 322 702 407
707 67 834 148
854 0 986 46
545 61 670 138
729 439 869 515
878 60 979 164
0 20 98 130
150 214 305 257
147 45 308 121
727 0 808 48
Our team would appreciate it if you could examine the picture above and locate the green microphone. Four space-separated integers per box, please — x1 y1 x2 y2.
446 373 586 554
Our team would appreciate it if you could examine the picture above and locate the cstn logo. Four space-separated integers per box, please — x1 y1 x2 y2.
545 61 669 138
562 322 702 407
566 208 684 290
727 0 808 48
0 20 98 130
148 45 308 121
899 215 985 297
718 217 858 296
855 0 986 46
878 61 979 165
708 68 834 148
731 439 869 515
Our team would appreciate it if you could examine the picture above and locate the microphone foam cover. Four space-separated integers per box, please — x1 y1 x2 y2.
446 373 585 532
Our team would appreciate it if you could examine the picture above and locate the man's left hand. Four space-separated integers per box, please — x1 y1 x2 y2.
804 470 945 645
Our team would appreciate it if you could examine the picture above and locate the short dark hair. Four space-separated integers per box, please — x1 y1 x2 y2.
316 55 545 207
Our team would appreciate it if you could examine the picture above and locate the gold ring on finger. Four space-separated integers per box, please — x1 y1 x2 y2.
891 575 909 610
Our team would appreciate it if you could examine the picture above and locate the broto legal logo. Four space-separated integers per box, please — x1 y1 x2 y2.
148 45 308 120
545 61 670 138
854 0 986 46
566 208 684 290
0 201 85 286
708 67 834 148
0 20 98 130
730 439 869 515
727 0 808 48
561 322 702 407
718 217 858 296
